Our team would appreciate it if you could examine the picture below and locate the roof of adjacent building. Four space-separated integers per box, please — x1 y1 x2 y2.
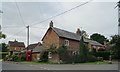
8 40 25 47
27 43 38 50
26 42 43 51
32 45 43 53
42 27 103 47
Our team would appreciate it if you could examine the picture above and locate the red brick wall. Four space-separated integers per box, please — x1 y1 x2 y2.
9 46 25 52
48 53 60 63
59 38 80 51
42 28 60 49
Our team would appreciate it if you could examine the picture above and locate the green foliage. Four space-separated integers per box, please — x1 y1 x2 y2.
0 43 8 52
79 36 89 63
90 48 97 56
96 51 110 60
11 54 26 62
20 54 26 61
87 55 97 62
12 55 21 62
90 33 108 45
56 45 72 63
0 25 6 39
110 35 120 59
39 50 48 62
80 30 88 38
47 45 57 53
0 52 8 59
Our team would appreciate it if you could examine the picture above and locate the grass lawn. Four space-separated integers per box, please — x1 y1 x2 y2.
21 61 112 65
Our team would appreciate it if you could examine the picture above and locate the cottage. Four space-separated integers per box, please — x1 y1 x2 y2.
8 40 25 56
42 21 104 63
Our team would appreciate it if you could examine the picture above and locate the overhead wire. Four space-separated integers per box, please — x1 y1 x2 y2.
29 0 93 27
15 2 26 27
5 27 26 40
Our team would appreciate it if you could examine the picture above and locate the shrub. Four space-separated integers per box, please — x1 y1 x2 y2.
87 55 97 62
96 51 110 60
56 45 72 63
0 52 8 59
39 50 48 62
20 54 26 61
12 55 21 62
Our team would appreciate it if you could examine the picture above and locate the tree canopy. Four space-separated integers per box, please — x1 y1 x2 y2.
0 25 6 39
110 35 120 59
90 33 108 45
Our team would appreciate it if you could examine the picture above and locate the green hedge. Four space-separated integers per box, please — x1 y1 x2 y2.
96 51 110 60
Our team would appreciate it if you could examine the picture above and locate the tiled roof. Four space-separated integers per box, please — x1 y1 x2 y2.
8 41 25 47
27 43 38 50
52 27 103 47
27 42 42 50
32 45 43 53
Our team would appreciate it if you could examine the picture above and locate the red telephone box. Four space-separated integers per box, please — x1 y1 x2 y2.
26 51 32 61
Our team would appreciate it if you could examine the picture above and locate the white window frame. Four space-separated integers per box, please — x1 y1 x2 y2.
15 47 16 50
48 52 52 58
64 39 69 46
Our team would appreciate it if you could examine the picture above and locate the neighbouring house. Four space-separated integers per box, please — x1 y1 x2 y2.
8 40 25 56
42 21 104 63
26 42 43 61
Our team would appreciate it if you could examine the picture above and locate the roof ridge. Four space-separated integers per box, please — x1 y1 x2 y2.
52 27 77 35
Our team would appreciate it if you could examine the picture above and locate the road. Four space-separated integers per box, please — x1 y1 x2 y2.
1 61 119 70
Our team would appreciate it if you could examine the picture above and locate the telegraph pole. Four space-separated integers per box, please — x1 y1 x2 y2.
26 25 29 48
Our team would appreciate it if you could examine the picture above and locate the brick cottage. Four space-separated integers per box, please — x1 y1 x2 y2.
42 21 104 63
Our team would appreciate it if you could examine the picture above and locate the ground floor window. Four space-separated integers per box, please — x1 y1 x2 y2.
48 52 52 58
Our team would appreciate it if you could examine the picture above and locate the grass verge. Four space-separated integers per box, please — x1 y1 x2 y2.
20 61 112 65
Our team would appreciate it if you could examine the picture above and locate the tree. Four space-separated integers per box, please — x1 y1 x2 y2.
80 30 88 38
0 25 6 39
0 43 8 52
56 45 72 63
110 35 120 59
90 33 108 45
79 36 89 63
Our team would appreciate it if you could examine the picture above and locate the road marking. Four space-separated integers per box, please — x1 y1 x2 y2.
40 67 50 70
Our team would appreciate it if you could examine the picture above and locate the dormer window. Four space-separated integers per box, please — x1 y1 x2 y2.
64 40 69 46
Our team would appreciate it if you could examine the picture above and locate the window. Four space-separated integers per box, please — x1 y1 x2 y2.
15 47 16 50
48 52 52 58
72 51 78 56
64 40 69 46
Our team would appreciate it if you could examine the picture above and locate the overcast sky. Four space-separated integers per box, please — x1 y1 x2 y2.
0 1 118 46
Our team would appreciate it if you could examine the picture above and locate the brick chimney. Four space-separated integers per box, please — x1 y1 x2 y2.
49 21 53 27
76 28 81 35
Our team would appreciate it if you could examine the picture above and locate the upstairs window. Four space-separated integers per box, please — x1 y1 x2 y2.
64 40 69 46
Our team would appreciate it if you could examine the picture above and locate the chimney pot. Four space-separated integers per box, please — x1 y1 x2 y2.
76 28 81 35
49 21 53 27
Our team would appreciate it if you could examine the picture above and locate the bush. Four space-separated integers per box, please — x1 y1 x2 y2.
20 54 26 61
96 51 110 60
0 52 8 59
12 55 21 62
39 51 48 62
87 55 97 62
56 45 73 63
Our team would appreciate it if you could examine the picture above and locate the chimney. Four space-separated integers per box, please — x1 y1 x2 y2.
14 39 18 42
76 28 81 35
49 21 53 27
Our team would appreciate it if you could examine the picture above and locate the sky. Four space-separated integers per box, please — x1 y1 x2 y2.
0 1 118 46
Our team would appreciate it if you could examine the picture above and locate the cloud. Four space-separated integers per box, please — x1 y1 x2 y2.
2 2 118 46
